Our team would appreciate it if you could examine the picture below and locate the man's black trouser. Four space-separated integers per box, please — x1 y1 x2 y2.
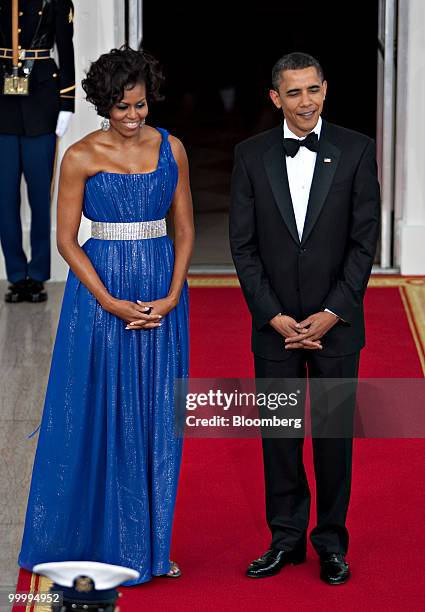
255 350 360 555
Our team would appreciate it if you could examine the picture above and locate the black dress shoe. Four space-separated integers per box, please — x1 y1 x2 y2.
4 279 29 303
319 553 350 585
26 279 47 303
246 547 306 578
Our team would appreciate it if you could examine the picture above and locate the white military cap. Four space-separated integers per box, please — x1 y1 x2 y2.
33 561 139 590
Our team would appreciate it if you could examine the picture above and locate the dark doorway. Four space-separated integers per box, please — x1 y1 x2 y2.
143 1 379 266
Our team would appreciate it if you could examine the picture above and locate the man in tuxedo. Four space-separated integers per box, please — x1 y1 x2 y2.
229 52 380 584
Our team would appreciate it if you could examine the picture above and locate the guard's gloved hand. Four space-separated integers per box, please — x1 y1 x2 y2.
55 111 73 137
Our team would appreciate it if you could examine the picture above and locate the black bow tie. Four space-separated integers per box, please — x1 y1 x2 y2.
283 131 319 157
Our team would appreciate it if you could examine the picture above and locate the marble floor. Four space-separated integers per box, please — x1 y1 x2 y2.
192 211 233 266
0 281 65 589
189 137 234 267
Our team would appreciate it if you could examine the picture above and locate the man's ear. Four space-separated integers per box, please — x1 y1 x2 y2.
322 80 328 100
269 89 282 109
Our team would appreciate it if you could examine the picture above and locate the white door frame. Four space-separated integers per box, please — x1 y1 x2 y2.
128 0 143 49
376 0 397 270
393 0 409 269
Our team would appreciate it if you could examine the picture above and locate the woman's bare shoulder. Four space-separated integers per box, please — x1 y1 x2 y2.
66 130 104 154
61 131 103 171
168 133 187 163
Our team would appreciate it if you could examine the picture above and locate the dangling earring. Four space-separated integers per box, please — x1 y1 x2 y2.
101 117 110 131
140 118 146 128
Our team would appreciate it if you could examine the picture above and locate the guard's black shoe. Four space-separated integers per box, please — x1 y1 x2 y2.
5 279 29 303
319 553 350 585
246 547 306 578
26 279 48 303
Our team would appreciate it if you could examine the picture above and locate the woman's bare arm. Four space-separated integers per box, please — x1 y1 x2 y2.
56 144 112 307
56 143 161 327
167 136 195 305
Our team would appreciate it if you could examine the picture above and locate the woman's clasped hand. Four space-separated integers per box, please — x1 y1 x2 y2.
103 295 178 330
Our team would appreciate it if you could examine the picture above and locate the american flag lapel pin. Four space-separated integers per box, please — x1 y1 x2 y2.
324 157 332 163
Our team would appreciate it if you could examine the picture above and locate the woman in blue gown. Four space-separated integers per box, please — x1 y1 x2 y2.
18 47 194 585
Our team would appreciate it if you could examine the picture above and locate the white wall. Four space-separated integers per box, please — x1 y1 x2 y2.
0 0 125 281
396 0 425 274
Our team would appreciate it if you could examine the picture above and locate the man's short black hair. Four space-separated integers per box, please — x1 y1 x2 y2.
272 52 324 90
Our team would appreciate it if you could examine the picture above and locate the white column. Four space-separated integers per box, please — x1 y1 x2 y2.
395 0 425 274
128 0 143 49
0 0 125 281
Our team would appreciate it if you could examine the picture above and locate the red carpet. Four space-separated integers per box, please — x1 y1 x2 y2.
16 278 425 611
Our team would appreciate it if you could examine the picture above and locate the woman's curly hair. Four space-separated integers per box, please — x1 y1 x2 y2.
82 46 164 117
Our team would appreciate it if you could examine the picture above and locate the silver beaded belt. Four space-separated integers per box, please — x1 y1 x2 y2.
91 219 167 240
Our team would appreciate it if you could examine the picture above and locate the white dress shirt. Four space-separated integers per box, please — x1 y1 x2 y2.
283 116 322 241
282 116 339 320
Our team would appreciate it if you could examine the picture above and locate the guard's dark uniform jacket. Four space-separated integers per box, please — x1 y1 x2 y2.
0 0 75 136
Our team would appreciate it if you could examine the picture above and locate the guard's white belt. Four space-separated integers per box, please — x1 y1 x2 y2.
91 219 167 240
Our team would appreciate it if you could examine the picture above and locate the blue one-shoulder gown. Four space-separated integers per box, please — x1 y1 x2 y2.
18 128 188 585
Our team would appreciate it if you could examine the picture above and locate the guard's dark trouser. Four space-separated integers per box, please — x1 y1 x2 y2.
255 350 360 556
0 133 56 283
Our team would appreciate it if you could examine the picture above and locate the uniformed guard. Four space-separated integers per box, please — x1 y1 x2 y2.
33 560 140 611
0 0 75 302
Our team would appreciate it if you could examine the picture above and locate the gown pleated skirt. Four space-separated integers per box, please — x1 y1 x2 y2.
18 128 189 585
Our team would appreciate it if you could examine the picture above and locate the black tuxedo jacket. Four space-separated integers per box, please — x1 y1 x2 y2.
229 120 380 360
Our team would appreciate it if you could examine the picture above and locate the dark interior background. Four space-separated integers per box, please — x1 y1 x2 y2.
142 0 379 263
144 1 378 137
